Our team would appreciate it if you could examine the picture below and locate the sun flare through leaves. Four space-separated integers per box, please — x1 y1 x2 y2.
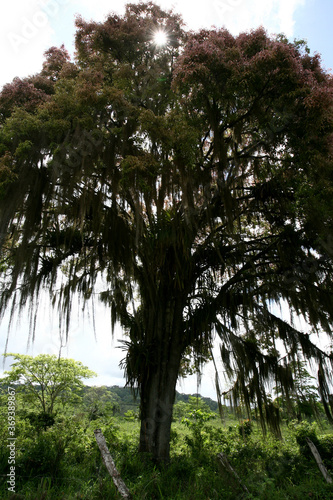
153 29 168 46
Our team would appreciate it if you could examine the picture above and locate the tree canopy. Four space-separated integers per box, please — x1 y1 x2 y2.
0 1 333 463
1 353 96 417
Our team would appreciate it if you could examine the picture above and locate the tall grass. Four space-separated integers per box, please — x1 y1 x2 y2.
0 412 332 499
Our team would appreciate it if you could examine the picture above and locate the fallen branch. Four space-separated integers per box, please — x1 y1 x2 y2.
217 452 249 494
94 428 132 499
306 437 332 484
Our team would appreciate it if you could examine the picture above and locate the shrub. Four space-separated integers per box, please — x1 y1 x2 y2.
289 420 320 458
238 419 253 438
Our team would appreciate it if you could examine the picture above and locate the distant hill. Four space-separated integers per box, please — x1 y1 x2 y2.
84 384 218 414
174 391 218 412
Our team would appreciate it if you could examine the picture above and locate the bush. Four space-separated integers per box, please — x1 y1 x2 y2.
289 420 320 458
25 411 55 431
16 425 67 478
123 409 139 421
317 434 333 463
238 419 253 438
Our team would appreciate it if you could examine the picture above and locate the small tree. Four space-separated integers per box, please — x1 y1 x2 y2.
1 353 96 418
181 397 217 453
274 361 322 422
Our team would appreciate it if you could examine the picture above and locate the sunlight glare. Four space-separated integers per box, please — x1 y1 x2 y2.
153 30 168 46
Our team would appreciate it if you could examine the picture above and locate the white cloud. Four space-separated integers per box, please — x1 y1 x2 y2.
202 0 305 37
276 0 305 37
69 0 305 36
0 0 73 88
1 3 48 85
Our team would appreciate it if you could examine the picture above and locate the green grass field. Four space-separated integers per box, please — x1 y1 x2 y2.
1 403 333 499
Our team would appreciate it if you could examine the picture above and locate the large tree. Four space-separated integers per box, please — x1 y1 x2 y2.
1 2 333 463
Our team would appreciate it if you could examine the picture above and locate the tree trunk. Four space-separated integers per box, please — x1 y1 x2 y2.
138 333 183 464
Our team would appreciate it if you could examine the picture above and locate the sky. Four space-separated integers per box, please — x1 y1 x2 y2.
0 0 332 400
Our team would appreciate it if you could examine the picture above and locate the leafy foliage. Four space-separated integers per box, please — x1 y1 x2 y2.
0 379 332 498
1 353 96 418
181 405 217 454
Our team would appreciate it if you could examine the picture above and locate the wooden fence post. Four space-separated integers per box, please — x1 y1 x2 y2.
306 437 332 484
94 428 132 499
217 452 250 494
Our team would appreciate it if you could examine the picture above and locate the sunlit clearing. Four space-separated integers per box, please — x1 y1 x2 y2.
153 30 168 46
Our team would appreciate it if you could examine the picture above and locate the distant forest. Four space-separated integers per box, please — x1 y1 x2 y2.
82 385 219 415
